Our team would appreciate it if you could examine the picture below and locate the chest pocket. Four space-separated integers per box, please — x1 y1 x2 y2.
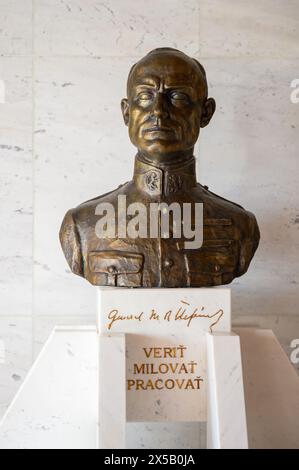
186 239 238 286
88 250 144 287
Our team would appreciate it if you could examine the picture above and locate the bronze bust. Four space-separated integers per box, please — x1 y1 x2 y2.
60 48 260 288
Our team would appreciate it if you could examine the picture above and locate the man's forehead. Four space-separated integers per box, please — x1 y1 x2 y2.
129 54 203 88
131 73 197 89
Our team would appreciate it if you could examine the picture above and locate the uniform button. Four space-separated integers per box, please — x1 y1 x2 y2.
108 265 117 274
163 259 174 268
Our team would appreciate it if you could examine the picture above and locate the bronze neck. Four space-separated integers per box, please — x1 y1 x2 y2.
133 153 197 197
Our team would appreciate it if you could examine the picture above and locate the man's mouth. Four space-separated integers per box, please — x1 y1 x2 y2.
143 125 174 134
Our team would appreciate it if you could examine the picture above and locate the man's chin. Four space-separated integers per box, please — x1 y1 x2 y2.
137 143 190 163
140 140 181 154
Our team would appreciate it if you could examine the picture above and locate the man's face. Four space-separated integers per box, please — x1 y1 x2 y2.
121 52 215 161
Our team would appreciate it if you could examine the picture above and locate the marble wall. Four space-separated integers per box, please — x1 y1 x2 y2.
0 0 298 418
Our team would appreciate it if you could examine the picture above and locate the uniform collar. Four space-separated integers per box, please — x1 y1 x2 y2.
133 153 197 197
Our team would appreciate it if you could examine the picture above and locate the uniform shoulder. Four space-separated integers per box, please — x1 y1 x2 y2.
199 184 245 211
199 184 260 276
199 183 260 237
59 208 83 277
72 181 130 218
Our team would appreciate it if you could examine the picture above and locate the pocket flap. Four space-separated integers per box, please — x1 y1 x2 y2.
187 245 237 274
200 239 235 253
89 251 144 274
204 218 232 226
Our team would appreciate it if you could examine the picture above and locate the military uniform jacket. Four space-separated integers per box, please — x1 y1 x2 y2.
60 155 260 288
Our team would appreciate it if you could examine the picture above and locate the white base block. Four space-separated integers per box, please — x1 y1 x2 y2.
97 287 235 448
126 422 207 449
98 334 126 449
207 332 248 449
235 328 299 449
98 288 231 424
0 327 299 449
0 326 98 450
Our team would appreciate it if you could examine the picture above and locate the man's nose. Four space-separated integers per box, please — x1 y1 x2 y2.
152 92 169 119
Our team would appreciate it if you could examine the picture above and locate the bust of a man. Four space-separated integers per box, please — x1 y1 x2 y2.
60 47 260 288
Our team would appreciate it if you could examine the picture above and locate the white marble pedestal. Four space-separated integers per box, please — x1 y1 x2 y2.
97 288 248 449
0 326 299 448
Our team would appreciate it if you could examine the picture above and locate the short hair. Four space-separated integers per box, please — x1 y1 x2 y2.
127 47 208 98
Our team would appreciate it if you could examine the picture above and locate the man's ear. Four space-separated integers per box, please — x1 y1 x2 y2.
200 97 216 128
121 98 130 126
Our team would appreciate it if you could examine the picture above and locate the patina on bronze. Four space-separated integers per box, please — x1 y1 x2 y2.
60 48 260 288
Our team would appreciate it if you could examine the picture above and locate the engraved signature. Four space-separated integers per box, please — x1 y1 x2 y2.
107 299 224 333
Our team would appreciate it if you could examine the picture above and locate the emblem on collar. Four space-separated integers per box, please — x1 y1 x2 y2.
167 174 183 193
146 170 160 191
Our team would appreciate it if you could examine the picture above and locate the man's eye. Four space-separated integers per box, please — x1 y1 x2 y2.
169 92 189 102
138 92 153 101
